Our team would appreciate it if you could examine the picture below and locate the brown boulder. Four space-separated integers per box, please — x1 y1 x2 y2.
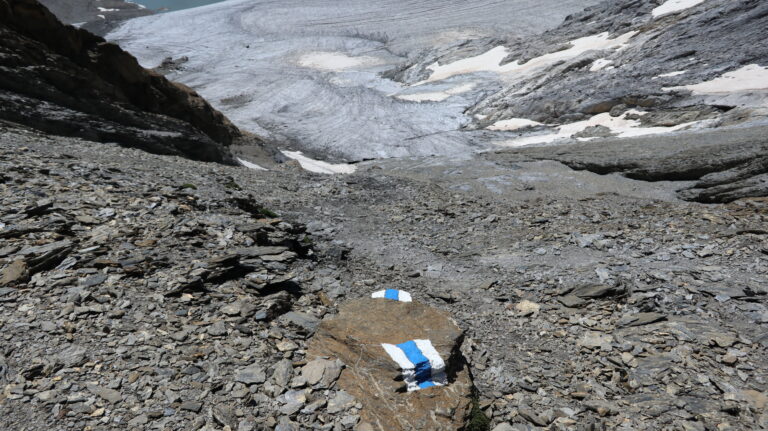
308 298 473 431
0 259 28 286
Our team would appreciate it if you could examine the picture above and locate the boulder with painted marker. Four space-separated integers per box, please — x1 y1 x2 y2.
307 298 473 431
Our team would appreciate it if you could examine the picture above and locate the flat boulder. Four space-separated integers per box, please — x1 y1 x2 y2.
307 298 473 431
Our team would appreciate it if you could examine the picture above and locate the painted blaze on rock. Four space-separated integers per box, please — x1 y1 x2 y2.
308 299 473 431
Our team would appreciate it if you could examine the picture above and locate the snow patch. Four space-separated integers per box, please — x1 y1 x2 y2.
495 110 701 148
664 64 768 95
282 151 357 175
488 118 542 131
297 52 385 72
652 0 706 18
395 83 476 102
590 59 613 72
654 70 687 79
422 31 636 83
236 157 268 171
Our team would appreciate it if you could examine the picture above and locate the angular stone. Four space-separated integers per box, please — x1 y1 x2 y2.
578 332 614 351
710 333 737 348
738 389 767 411
179 400 203 412
58 345 88 368
319 359 344 389
570 283 619 299
514 300 540 316
280 311 321 334
81 273 107 287
519 408 548 427
619 312 667 327
557 295 586 308
308 298 473 431
234 364 266 385
207 321 228 336
272 359 294 387
327 390 355 414
276 340 299 352
87 384 122 404
301 359 328 386
0 260 28 286
237 246 289 257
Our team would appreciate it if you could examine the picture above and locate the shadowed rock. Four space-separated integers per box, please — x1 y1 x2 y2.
0 0 241 163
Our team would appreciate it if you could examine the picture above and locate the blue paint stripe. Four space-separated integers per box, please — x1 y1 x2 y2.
397 341 433 385
384 289 400 300
418 380 436 389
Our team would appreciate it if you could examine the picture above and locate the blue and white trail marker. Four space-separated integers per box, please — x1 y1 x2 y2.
371 289 412 302
381 339 447 391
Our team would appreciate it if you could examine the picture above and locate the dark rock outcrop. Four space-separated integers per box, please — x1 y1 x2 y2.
0 0 241 163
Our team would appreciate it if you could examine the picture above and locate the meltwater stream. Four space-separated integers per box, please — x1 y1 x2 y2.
110 0 604 161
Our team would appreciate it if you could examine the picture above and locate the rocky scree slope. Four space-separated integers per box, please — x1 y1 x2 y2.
2 122 768 430
0 126 353 431
0 126 477 431
0 0 242 163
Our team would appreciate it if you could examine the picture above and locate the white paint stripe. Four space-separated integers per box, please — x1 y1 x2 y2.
370 289 412 302
382 343 414 370
413 339 446 376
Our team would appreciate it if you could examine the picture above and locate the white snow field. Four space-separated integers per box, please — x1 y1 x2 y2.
652 0 707 18
107 0 604 162
488 118 542 131
664 64 768 108
281 151 357 175
421 32 636 84
494 111 706 148
236 157 268 171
